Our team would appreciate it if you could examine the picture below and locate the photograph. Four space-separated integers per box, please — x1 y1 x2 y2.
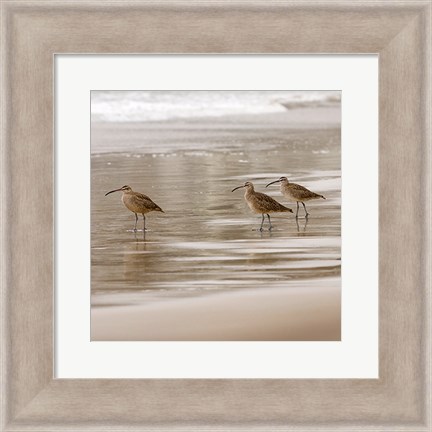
90 90 341 341
4 1 429 428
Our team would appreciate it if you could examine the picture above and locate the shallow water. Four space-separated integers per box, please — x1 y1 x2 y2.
91 126 341 308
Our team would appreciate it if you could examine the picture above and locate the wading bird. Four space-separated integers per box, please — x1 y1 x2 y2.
266 176 325 218
232 181 293 231
105 185 164 231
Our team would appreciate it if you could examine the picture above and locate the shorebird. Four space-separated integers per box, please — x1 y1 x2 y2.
266 176 325 218
105 185 164 231
232 181 293 231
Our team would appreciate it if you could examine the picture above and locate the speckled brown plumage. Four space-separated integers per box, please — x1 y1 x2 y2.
105 185 164 231
122 191 163 215
266 176 325 218
232 181 293 231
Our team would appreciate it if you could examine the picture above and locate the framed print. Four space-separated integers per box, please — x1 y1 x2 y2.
1 1 431 430
55 55 378 379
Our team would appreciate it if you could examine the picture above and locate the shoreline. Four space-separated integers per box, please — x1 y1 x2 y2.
91 107 340 154
91 107 341 128
92 127 340 157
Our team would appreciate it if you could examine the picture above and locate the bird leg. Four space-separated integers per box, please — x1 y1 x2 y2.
296 202 299 219
266 214 273 230
301 202 310 218
142 214 146 231
259 214 265 231
134 213 138 231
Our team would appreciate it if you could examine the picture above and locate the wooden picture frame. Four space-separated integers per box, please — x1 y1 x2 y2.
1 1 430 430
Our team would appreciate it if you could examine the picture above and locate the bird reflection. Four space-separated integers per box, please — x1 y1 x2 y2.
134 230 147 242
296 217 309 235
122 235 149 285
256 228 274 238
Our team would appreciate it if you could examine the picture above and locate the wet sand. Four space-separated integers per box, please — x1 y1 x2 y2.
91 110 341 341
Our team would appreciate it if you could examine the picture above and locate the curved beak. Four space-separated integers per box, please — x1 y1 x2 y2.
265 179 280 188
105 188 122 196
231 185 244 192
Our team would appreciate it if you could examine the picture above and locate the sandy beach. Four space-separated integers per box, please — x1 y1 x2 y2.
91 93 341 341
91 284 340 341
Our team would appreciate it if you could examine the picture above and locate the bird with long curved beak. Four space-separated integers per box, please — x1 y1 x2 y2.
266 176 325 219
105 185 164 232
232 181 293 231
